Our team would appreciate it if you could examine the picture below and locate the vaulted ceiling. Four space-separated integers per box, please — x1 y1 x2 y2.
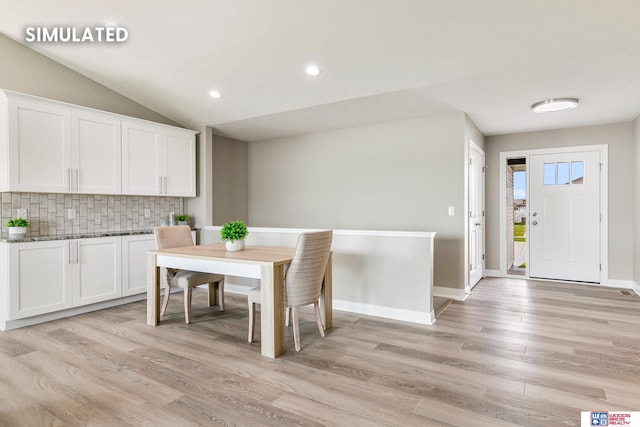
1 0 639 141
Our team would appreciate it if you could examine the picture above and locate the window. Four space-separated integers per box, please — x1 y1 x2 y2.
543 161 584 186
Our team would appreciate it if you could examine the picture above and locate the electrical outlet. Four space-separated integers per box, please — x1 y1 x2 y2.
448 206 455 216
67 208 76 220
144 208 151 218
16 208 27 218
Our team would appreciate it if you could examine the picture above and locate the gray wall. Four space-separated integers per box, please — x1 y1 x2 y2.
248 113 468 289
485 122 635 281
635 117 640 287
0 34 175 126
212 135 249 225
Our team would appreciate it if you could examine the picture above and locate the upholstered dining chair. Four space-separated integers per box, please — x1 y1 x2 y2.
154 225 225 324
248 230 333 352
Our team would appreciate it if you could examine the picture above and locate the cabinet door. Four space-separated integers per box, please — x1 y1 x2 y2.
74 237 122 306
121 235 157 296
72 111 122 194
9 240 73 320
7 98 71 192
163 130 196 196
121 121 162 195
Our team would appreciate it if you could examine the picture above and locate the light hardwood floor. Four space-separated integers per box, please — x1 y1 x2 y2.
1 277 639 426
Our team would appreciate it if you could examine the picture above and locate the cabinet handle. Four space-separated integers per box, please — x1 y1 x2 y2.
68 168 72 192
74 168 79 192
158 176 163 194
163 176 168 194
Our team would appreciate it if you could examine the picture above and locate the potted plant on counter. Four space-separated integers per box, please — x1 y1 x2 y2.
7 217 29 236
220 220 248 251
175 214 190 226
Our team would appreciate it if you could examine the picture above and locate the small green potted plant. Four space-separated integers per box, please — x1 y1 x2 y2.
220 220 248 251
175 214 190 226
7 217 29 236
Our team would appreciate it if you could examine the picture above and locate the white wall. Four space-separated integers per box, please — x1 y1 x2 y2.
248 113 468 289
485 122 635 281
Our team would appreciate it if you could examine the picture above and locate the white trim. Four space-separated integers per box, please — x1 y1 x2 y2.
205 225 436 239
333 299 435 325
632 282 640 296
484 269 502 277
224 282 434 325
499 144 608 283
433 286 468 301
0 293 147 331
605 279 634 290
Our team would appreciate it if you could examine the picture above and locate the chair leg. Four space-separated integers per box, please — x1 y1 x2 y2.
292 307 301 352
218 279 225 312
161 285 171 316
184 288 192 324
207 282 216 307
313 302 326 338
285 306 291 327
248 300 255 343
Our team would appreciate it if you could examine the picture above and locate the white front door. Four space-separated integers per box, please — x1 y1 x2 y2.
469 143 485 288
529 151 601 282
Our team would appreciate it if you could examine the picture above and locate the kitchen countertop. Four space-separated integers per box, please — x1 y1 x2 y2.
0 228 200 243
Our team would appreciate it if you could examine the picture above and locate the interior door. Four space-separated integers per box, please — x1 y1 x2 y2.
468 143 485 288
529 151 601 282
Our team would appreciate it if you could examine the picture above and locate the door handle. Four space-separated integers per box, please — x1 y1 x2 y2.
475 223 481 226
532 220 538 226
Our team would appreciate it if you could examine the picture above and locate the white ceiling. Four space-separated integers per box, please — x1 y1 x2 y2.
1 0 640 141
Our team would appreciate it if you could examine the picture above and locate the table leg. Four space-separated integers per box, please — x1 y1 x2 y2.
319 252 333 330
260 263 285 358
147 252 160 326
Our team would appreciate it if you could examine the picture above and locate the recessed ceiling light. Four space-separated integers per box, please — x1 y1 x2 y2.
305 64 321 76
208 90 222 99
531 98 579 113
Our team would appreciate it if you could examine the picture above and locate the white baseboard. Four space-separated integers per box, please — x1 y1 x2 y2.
603 279 633 289
433 286 468 301
484 269 502 277
333 300 434 325
632 281 640 296
224 281 434 325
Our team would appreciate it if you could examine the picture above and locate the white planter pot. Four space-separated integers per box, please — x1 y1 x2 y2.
8 226 27 236
225 240 245 251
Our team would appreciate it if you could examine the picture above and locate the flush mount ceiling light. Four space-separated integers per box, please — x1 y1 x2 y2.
531 98 579 113
305 64 321 76
208 90 222 99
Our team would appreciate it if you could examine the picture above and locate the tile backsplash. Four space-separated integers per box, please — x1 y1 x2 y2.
1 193 184 236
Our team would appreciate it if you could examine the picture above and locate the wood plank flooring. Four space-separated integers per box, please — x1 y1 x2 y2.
1 277 639 426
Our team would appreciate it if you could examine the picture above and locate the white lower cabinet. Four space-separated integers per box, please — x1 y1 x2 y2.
121 234 157 296
74 237 122 306
6 236 122 321
8 240 73 319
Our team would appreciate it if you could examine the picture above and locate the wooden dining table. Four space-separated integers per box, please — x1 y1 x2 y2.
147 243 332 358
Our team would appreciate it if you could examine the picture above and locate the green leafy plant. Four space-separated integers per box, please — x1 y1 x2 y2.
220 220 248 242
175 214 190 222
7 217 29 227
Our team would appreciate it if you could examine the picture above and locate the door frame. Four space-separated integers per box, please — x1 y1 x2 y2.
465 139 485 294
467 141 485 292
498 144 608 283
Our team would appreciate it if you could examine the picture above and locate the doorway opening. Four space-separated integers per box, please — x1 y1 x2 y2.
507 158 526 275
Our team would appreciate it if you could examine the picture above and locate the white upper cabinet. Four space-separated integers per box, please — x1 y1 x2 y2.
122 120 196 197
121 121 163 195
72 111 122 194
4 95 72 193
0 90 196 196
